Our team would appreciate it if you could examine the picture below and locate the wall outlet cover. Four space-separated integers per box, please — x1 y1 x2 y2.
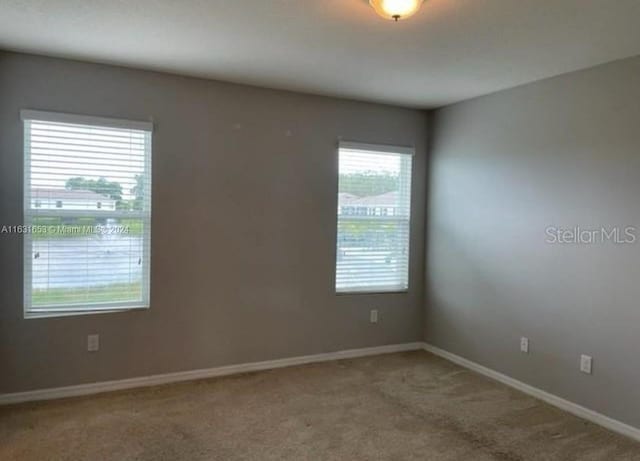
520 337 529 353
87 334 100 352
580 355 593 374
370 309 378 323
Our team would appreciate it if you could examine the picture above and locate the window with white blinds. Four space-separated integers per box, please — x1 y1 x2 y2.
22 110 152 317
336 142 413 293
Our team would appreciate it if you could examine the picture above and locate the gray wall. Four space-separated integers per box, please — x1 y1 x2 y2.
426 55 640 428
0 52 427 393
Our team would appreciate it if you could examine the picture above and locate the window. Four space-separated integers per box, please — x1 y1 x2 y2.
336 142 413 293
22 110 152 317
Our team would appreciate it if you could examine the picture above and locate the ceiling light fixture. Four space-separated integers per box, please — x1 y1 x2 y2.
369 0 424 22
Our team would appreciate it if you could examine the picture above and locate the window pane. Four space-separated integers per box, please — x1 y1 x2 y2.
30 217 146 308
23 113 152 315
336 145 412 293
28 120 148 212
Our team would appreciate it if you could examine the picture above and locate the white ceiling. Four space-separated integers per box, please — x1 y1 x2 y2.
1 0 639 108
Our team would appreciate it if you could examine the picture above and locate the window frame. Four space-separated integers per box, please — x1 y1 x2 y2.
334 141 414 295
21 110 153 319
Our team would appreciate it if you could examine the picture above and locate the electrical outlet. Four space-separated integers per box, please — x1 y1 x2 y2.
580 355 593 374
370 309 378 324
520 337 529 353
87 334 100 352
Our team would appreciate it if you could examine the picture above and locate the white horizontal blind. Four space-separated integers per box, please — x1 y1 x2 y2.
22 111 152 316
336 142 413 293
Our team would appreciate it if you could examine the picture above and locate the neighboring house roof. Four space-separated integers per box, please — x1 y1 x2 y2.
340 191 397 207
32 188 113 201
338 192 359 203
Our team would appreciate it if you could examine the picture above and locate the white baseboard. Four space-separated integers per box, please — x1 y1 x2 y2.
5 341 638 443
422 343 640 443
0 342 423 406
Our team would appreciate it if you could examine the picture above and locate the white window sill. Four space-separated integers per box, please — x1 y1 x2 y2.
24 304 149 319
336 289 409 296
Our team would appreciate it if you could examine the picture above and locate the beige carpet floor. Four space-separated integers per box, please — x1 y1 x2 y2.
1 351 639 461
